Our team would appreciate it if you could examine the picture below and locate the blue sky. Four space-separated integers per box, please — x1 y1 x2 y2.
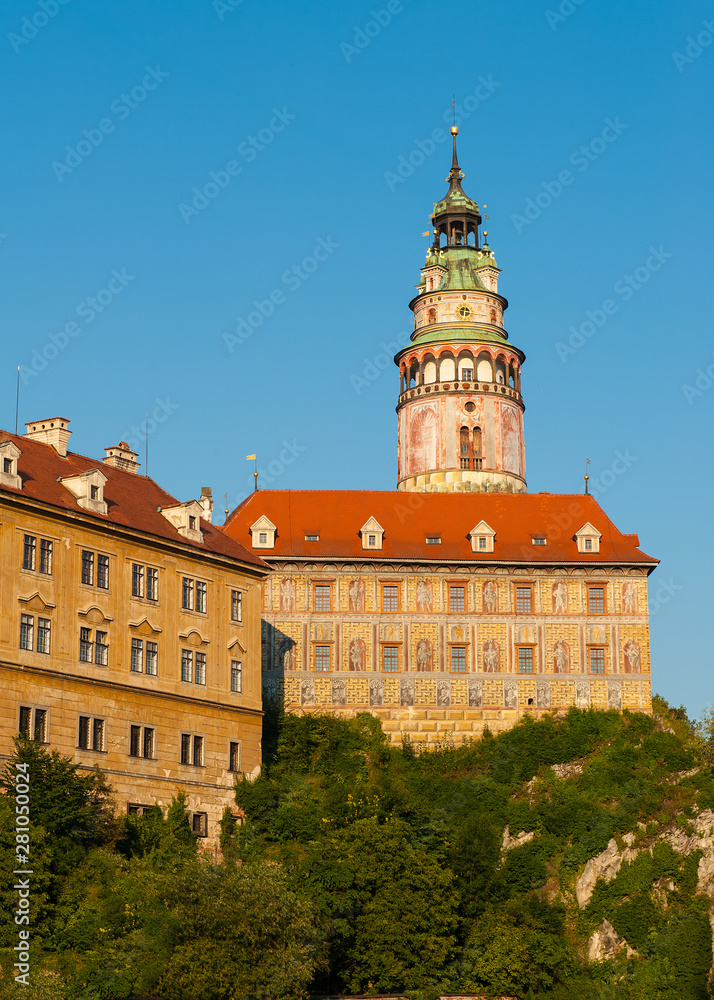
2 0 712 716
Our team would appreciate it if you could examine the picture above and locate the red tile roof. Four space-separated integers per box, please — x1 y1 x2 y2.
0 430 267 570
224 490 657 567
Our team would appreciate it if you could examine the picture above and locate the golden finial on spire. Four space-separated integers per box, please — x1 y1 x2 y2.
450 125 459 136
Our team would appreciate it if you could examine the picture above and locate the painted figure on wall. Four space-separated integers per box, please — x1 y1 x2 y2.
280 638 296 671
483 638 500 672
622 581 638 615
400 678 414 706
468 678 483 708
416 578 433 613
576 680 590 709
280 577 297 612
504 680 517 709
437 679 451 707
332 678 347 706
553 641 569 674
501 407 520 474
349 637 366 671
348 578 365 612
415 637 434 672
483 580 498 613
623 640 641 672
369 678 383 707
553 581 568 614
301 678 315 705
409 405 437 473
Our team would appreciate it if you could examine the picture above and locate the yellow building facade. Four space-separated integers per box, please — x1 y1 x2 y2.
0 419 268 841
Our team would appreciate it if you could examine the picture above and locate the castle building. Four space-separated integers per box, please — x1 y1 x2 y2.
0 418 268 837
223 130 658 743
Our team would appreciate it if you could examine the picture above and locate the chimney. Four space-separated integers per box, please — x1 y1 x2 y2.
103 442 140 474
199 486 213 524
24 417 71 457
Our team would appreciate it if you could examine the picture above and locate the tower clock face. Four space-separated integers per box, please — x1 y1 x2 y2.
456 303 474 321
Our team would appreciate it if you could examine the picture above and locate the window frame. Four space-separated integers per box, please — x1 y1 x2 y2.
517 646 535 674
382 645 399 673
449 584 466 614
515 584 533 614
313 582 332 613
37 617 51 655
39 538 53 574
588 585 606 615
230 589 243 623
589 647 605 674
230 659 242 693
130 638 144 673
229 740 241 773
97 554 110 589
314 645 331 672
19 705 48 743
450 645 467 673
20 614 34 651
22 534 36 571
145 641 158 676
381 583 400 613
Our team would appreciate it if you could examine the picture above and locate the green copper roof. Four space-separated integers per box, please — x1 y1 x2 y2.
419 246 499 292
410 325 516 350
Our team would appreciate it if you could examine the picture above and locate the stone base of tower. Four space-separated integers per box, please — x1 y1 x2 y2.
398 469 526 494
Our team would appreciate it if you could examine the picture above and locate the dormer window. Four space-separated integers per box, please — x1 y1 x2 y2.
250 516 276 549
469 520 496 553
305 534 319 542
426 536 441 545
159 501 205 543
60 469 108 516
361 517 384 550
0 440 22 490
575 522 602 554
532 536 547 546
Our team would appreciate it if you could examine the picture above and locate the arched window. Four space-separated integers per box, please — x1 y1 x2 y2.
459 427 469 469
490 308 497 324
428 308 437 325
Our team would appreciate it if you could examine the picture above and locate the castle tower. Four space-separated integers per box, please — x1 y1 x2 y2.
395 128 526 494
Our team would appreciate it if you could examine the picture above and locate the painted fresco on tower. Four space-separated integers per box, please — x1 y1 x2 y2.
409 404 437 473
501 407 520 474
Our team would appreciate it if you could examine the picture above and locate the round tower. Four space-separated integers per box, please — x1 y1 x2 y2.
395 128 526 494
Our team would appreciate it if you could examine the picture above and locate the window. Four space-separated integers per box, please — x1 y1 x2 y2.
259 532 267 544
368 534 376 546
181 649 205 684
22 535 53 574
182 578 207 613
81 628 109 665
462 367 474 380
19 706 47 742
231 660 242 693
229 741 241 772
78 716 105 751
3 457 11 473
383 646 399 672
584 538 593 551
449 586 465 613
23 534 36 570
382 585 399 613
96 631 109 666
147 568 158 601
515 586 532 613
191 812 208 837
82 550 108 588
478 537 487 550
450 646 466 673
518 648 534 673
129 726 155 758
81 550 94 585
37 618 51 654
588 587 605 614
20 614 34 650
80 627 93 662
314 584 331 612
40 539 52 574
146 641 158 676
426 536 441 545
231 590 242 622
90 485 99 501
315 645 331 672
532 536 547 546
132 564 144 597
188 516 197 531
131 639 144 672
305 534 319 542
180 734 204 766
590 648 605 674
